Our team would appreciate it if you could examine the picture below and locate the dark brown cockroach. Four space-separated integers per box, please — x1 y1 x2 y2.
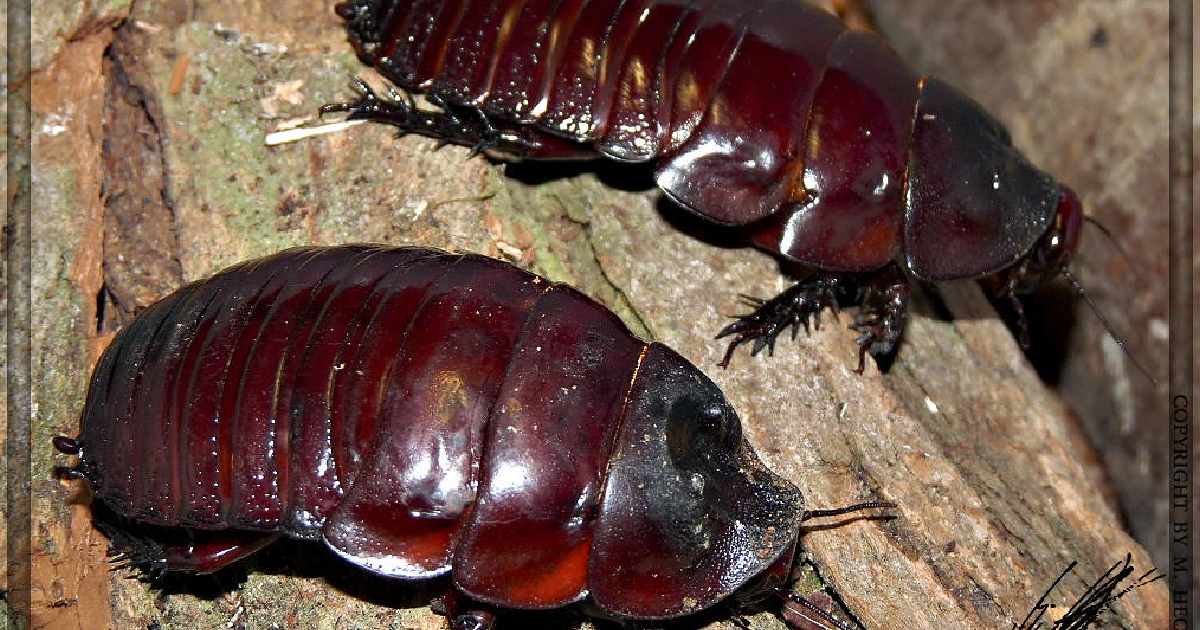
53 245 890 630
323 0 1094 373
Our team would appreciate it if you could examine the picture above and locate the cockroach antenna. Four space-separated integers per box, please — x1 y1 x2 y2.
801 500 896 522
1016 554 1163 630
1082 215 1151 288
1060 267 1159 386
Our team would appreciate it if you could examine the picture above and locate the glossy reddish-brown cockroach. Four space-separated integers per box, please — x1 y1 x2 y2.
53 245 891 630
322 0 1095 373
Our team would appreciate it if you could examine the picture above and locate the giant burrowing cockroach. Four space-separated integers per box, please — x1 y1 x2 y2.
323 0 1097 372
54 245 890 630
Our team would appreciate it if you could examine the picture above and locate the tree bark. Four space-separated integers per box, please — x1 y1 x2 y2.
24 1 1170 628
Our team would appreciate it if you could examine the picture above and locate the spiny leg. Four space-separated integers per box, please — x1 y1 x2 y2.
981 259 1033 349
717 274 843 368
321 78 530 157
848 264 910 374
735 580 858 630
95 512 279 579
717 264 912 373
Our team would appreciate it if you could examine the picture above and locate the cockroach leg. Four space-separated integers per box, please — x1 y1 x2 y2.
466 107 503 158
779 591 855 630
93 520 170 580
160 531 280 574
435 591 498 630
1003 282 1032 350
849 265 910 374
94 514 278 578
52 465 87 480
52 435 82 455
717 274 843 368
981 259 1034 349
323 80 518 158
449 611 496 630
1005 292 1031 350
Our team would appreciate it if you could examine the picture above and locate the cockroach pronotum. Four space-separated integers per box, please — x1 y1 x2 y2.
321 0 1141 375
53 245 891 630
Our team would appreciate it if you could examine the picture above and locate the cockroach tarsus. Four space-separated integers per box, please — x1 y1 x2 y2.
321 0 1132 375
54 245 892 630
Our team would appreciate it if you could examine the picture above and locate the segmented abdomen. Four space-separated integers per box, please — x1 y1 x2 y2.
355 1 866 157
79 246 646 600
347 0 921 271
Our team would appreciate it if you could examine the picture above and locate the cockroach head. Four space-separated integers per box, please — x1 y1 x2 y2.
588 345 806 619
997 185 1085 293
985 186 1156 383
335 0 388 63
1032 185 1084 285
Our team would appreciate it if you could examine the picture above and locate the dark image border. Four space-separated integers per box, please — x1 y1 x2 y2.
6 0 34 628
1168 0 1194 627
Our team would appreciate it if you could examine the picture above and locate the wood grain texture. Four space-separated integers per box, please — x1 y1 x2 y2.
28 1 1169 628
